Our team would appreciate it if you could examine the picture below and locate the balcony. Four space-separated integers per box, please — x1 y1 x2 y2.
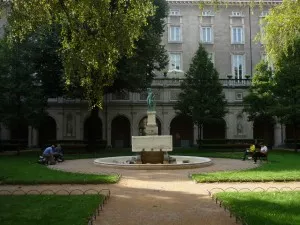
151 78 252 88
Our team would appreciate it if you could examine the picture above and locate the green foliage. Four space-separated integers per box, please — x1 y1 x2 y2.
243 61 276 122
272 39 300 126
0 38 48 130
263 0 300 65
216 191 300 225
192 151 300 182
107 0 169 93
174 44 227 140
0 195 104 225
0 155 120 184
6 0 154 108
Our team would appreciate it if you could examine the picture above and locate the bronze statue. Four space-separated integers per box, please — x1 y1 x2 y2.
146 88 155 111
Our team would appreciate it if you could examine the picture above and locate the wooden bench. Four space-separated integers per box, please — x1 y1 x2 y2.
258 152 268 162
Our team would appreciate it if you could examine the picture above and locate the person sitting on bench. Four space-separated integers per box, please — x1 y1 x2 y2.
42 145 56 164
242 143 256 161
252 143 268 164
53 144 64 162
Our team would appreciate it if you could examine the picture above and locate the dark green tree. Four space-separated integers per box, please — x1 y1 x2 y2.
0 38 48 152
243 61 276 145
4 0 155 108
105 0 169 94
272 39 300 151
174 44 227 147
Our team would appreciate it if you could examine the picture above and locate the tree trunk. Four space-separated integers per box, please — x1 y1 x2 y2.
293 122 298 153
198 123 203 149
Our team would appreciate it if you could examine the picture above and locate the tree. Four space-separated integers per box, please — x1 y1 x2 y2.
272 39 300 151
262 0 300 65
0 38 48 150
174 44 227 147
243 61 276 145
107 0 169 93
3 0 155 108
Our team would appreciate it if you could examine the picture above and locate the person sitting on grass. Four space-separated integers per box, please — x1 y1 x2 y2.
252 143 268 164
53 144 64 162
242 143 256 161
42 145 56 165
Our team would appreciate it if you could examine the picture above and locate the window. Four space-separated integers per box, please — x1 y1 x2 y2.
201 26 213 43
261 54 274 71
235 92 243 101
169 53 181 71
202 10 214 16
169 26 181 42
260 11 269 17
231 27 244 44
232 11 243 17
170 9 180 16
232 54 245 79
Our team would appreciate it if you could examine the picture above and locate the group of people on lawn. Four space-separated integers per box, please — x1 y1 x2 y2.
243 142 268 164
42 144 64 164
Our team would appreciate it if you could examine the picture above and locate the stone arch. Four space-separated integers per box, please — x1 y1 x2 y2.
84 113 103 141
170 115 193 147
253 116 275 147
285 123 300 141
39 116 57 147
203 118 226 139
111 115 131 148
138 116 162 136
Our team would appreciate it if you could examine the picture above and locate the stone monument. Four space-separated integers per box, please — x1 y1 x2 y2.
131 88 173 164
145 88 158 135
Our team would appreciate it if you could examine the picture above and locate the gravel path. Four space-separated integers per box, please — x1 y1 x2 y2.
1 158 300 225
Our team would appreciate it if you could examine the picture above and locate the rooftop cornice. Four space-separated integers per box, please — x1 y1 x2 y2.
166 0 282 5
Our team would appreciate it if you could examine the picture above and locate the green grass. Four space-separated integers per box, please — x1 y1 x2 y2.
192 150 300 182
0 195 104 225
2 148 299 184
215 191 300 225
0 154 120 184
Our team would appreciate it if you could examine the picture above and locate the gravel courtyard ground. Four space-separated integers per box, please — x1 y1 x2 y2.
1 158 300 225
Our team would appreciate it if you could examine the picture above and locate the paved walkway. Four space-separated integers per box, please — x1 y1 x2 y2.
1 158 300 225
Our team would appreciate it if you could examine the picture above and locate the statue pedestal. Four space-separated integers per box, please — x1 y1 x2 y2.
145 111 158 135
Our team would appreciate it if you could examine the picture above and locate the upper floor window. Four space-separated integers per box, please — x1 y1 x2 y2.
261 53 274 71
232 54 245 79
231 11 243 17
169 53 181 71
169 26 181 42
170 9 180 16
231 27 244 44
260 11 269 17
200 26 213 43
202 10 214 16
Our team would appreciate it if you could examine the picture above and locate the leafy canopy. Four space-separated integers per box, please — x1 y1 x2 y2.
0 38 48 130
262 0 300 64
106 0 169 94
3 0 155 108
272 38 300 126
174 44 227 128
243 61 276 122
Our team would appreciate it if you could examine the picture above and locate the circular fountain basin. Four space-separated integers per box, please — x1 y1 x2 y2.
94 155 212 170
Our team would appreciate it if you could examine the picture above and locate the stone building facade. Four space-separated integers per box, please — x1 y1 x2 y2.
1 0 290 148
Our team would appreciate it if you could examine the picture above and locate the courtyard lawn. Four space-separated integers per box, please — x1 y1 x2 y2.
0 155 120 184
0 195 104 225
215 191 300 225
192 150 300 182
